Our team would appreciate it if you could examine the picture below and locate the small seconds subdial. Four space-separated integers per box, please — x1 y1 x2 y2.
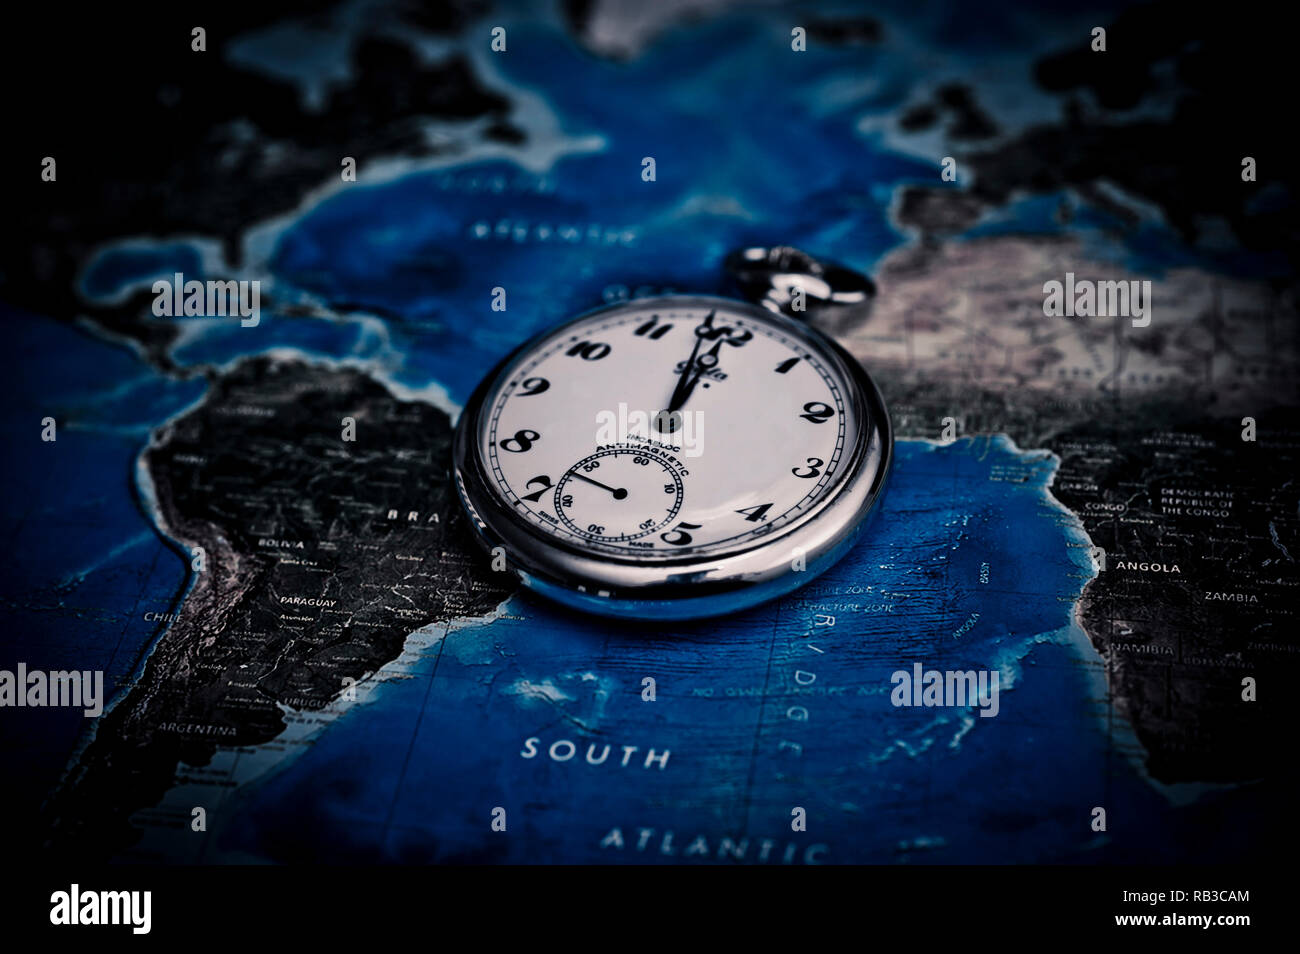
554 448 684 542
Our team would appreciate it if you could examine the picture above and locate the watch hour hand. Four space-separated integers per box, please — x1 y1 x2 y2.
665 310 715 415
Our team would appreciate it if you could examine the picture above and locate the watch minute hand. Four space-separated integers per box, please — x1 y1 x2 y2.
667 342 724 414
666 310 715 413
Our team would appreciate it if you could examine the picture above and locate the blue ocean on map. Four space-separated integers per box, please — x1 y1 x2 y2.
199 434 1230 864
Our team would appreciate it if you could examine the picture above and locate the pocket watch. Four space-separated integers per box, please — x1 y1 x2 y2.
452 247 892 620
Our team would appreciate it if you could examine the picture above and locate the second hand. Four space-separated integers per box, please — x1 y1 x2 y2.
570 470 628 500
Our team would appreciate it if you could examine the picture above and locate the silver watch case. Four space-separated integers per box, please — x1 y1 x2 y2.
452 295 892 620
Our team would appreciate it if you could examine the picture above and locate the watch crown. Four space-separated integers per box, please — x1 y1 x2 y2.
724 246 875 320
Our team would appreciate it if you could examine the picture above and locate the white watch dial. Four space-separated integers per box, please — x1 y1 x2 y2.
477 301 859 558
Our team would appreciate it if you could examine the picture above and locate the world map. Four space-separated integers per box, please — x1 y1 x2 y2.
1 0 1294 863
